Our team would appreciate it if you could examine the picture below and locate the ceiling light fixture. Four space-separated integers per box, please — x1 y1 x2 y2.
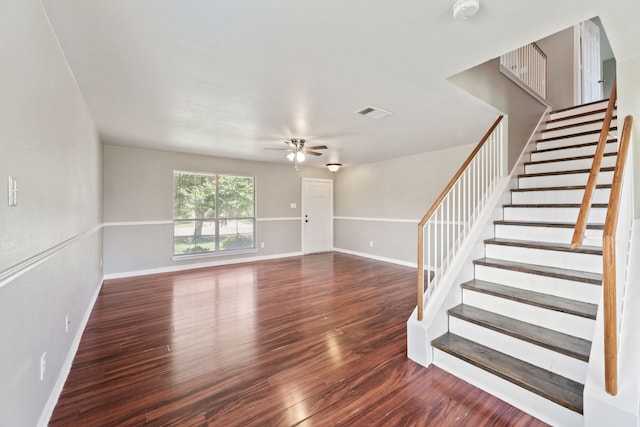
326 163 342 173
453 0 480 20
286 151 296 162
296 151 306 162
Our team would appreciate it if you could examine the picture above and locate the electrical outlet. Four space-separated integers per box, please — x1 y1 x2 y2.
40 352 46 381
369 241 374 247
65 314 70 333
260 242 265 249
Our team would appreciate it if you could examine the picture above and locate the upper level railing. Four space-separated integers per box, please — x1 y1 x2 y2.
500 43 547 99
416 116 504 320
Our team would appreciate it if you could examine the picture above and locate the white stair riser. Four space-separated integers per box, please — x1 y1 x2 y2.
485 245 602 274
433 350 584 427
494 224 603 245
541 119 617 140
525 155 616 174
545 111 608 129
503 207 606 223
550 101 610 120
531 143 617 162
511 188 610 204
474 264 601 304
518 170 613 189
542 120 618 139
449 317 588 383
536 132 615 150
462 291 595 340
536 136 600 152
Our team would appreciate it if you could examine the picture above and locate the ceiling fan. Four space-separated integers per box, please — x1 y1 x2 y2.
265 138 328 168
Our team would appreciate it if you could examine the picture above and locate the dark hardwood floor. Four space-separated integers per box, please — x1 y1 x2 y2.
50 253 547 426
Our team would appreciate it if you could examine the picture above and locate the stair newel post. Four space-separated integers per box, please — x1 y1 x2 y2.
602 233 618 395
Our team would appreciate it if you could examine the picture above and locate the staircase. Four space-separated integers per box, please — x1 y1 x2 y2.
430 100 617 426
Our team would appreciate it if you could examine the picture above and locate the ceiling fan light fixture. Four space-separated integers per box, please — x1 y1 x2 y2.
453 0 480 20
326 163 342 173
296 151 306 162
286 151 296 162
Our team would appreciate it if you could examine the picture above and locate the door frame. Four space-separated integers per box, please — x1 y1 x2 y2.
574 20 603 105
301 178 334 254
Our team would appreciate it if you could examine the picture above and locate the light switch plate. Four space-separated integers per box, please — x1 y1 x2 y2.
8 176 17 207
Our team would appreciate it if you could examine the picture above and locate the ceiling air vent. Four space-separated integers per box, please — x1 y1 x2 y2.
355 105 392 119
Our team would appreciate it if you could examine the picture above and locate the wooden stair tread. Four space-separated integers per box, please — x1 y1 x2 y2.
474 257 602 285
511 184 611 192
525 152 617 166
518 167 614 179
534 139 617 154
494 220 604 230
460 279 597 320
484 237 602 255
545 107 608 125
503 203 607 208
535 127 617 143
448 303 591 360
432 333 584 414
541 116 617 133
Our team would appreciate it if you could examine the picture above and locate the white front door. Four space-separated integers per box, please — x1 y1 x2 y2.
580 20 603 103
302 178 333 254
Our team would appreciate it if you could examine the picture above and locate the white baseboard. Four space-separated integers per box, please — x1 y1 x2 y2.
38 277 105 427
332 247 419 269
103 251 304 280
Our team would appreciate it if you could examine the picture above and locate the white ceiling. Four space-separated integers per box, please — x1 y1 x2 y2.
40 0 640 168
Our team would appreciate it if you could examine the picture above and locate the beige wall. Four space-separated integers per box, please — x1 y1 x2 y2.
334 143 473 264
0 1 103 426
448 58 548 170
617 55 640 218
103 145 332 275
536 27 577 110
603 58 616 99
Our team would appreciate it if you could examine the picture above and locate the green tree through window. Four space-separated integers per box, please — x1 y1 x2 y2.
173 171 255 255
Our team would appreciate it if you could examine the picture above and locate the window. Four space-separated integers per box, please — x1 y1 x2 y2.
173 171 255 255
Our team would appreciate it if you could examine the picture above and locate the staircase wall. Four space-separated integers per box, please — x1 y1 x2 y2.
617 56 640 219
448 57 548 169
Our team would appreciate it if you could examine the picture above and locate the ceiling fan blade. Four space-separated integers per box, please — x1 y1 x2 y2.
306 151 323 156
306 145 328 150
264 147 291 150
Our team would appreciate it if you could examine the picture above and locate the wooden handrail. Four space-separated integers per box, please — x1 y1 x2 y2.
571 79 617 248
417 115 504 320
602 115 633 396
